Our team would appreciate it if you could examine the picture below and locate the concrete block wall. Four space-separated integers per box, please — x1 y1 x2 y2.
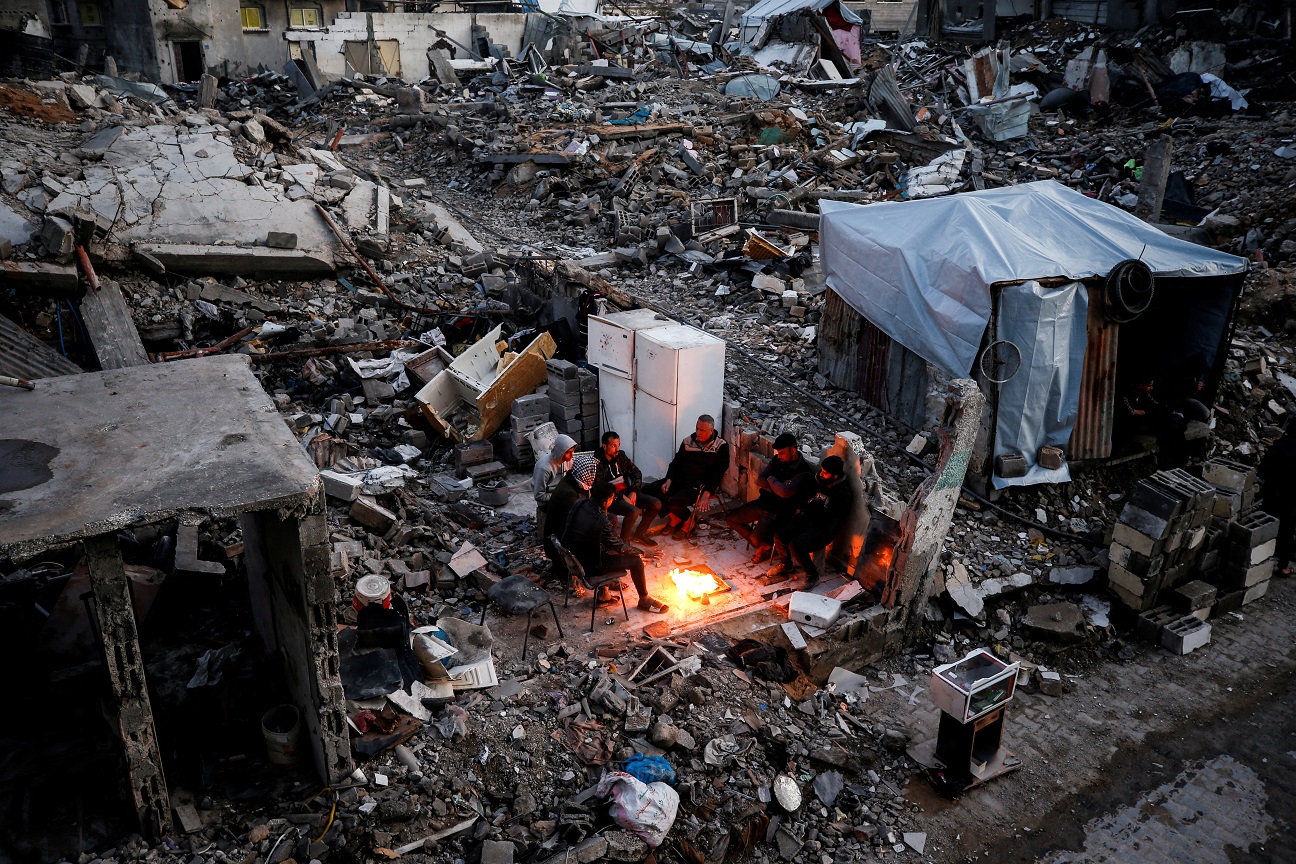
240 485 352 786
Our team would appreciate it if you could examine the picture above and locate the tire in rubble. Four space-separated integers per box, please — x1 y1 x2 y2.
1104 258 1156 323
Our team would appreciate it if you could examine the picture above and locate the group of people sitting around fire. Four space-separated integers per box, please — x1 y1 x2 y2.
532 414 854 615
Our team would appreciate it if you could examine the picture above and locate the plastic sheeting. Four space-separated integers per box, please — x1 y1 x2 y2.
819 181 1247 379
992 281 1088 488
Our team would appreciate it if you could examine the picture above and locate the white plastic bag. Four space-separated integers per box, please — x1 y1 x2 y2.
595 771 679 848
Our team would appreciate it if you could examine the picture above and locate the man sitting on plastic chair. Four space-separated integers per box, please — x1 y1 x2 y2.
563 482 669 614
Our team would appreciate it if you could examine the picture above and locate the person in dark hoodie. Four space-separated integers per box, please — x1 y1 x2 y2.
641 414 730 540
563 482 668 613
1260 425 1296 577
725 432 813 563
545 453 598 580
767 455 853 585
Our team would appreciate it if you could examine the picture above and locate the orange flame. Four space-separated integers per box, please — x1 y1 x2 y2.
670 568 721 601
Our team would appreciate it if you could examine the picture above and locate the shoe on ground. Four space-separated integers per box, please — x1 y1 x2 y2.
765 560 790 579
645 521 672 537
632 533 658 547
637 596 668 614
671 527 691 541
751 545 772 564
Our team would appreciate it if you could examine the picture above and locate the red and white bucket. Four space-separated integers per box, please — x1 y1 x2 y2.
353 575 392 612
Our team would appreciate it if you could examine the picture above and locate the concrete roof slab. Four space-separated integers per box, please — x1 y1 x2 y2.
0 355 321 559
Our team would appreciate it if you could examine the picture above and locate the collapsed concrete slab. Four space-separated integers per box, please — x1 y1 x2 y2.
46 125 337 272
133 243 334 276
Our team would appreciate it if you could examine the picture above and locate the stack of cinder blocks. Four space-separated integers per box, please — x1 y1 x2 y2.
501 393 549 468
1204 457 1256 519
1108 469 1216 612
546 359 600 450
1218 508 1280 611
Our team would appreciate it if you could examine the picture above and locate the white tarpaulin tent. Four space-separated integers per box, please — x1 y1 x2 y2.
820 181 1247 486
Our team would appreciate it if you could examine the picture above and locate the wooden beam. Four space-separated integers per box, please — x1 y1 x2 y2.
79 279 150 369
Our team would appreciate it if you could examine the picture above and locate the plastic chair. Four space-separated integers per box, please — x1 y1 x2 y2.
549 535 630 632
478 573 563 659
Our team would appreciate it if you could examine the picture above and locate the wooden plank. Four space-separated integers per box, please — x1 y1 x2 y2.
79 280 149 369
474 331 557 441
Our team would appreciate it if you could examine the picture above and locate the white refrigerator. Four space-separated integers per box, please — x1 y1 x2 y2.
587 309 673 462
631 324 727 482
586 312 726 481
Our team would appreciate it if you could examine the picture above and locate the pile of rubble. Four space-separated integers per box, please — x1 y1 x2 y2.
3 7 1296 864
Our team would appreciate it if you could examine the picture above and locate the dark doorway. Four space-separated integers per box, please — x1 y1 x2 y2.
172 40 203 82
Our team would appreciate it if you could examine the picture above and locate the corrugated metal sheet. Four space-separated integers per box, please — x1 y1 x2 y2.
818 288 928 428
819 288 861 392
0 313 82 380
1053 0 1108 25
1068 285 1117 460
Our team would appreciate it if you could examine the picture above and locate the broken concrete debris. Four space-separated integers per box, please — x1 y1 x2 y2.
2 4 1296 864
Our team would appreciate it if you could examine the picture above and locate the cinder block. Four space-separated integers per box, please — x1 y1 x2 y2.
350 496 396 533
1118 503 1172 542
1172 579 1217 614
1136 604 1179 644
1229 509 1280 547
320 469 362 502
1112 520 1166 558
512 393 550 418
577 368 598 391
553 415 585 435
1202 458 1256 493
1227 537 1277 566
1214 588 1245 614
1213 488 1243 517
1223 557 1275 590
1186 526 1207 550
1158 469 1216 510
547 377 582 399
454 440 495 467
1128 479 1184 522
511 414 546 434
1107 561 1151 596
1109 578 1157 612
545 358 579 380
1242 579 1270 606
550 401 582 421
1161 616 1211 655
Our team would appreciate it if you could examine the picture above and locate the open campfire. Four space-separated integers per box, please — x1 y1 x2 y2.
669 565 730 604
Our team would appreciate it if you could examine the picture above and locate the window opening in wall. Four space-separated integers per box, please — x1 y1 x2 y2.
289 5 322 27
77 2 102 26
240 4 267 30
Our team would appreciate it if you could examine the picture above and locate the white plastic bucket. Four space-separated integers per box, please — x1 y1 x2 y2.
261 704 302 767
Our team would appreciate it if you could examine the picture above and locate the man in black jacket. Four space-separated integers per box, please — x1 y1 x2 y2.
725 432 813 563
564 483 668 613
641 414 730 540
768 455 853 585
595 431 662 546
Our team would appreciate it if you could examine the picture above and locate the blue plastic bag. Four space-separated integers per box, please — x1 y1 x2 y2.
623 753 676 786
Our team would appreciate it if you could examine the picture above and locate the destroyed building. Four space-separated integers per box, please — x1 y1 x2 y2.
1 2 1295 862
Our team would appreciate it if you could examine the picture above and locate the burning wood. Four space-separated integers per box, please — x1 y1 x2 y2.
670 567 722 601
